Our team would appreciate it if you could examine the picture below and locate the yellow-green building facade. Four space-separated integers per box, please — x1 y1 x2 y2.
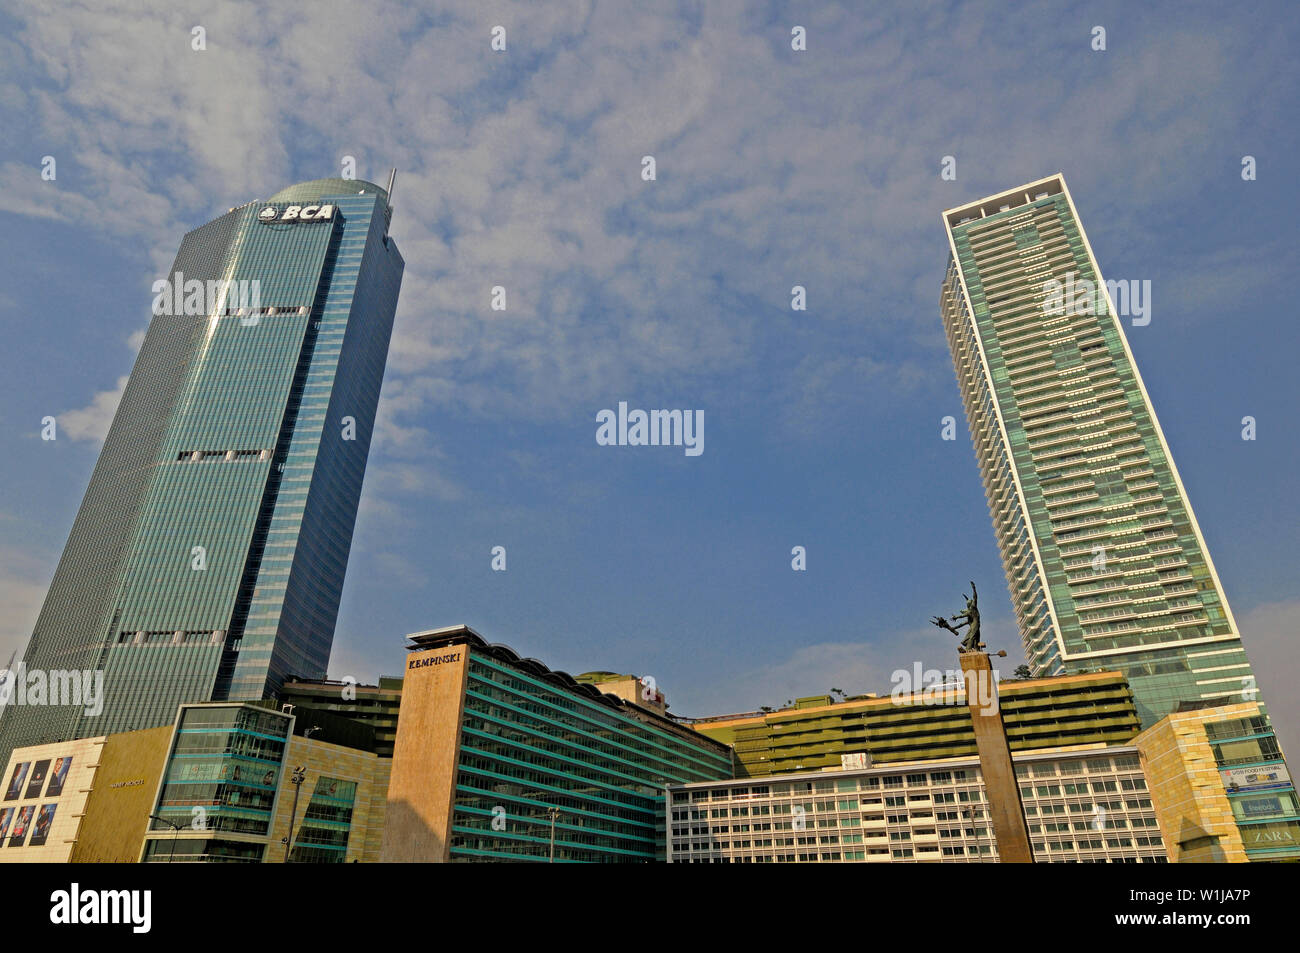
693 670 1140 777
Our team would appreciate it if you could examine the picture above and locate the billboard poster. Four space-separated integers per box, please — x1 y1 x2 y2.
0 808 12 841
8 805 33 846
1221 763 1291 793
4 763 29 801
1239 795 1284 819
24 760 50 800
29 804 56 846
45 757 72 798
176 761 223 782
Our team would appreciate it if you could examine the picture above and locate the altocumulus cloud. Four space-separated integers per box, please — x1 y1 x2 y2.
5 0 1290 450
59 376 127 444
3 1 1296 723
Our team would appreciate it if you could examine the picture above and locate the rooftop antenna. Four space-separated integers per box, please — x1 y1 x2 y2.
381 168 397 237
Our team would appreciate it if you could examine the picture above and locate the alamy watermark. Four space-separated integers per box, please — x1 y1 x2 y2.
1042 271 1150 326
890 662 1001 715
50 883 150 933
152 271 262 319
596 401 704 457
0 665 104 716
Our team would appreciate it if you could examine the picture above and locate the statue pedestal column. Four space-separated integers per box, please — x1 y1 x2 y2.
960 651 1035 863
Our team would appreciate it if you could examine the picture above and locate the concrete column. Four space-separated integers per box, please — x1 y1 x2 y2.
960 651 1034 863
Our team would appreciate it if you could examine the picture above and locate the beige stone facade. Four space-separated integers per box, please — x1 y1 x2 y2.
264 736 390 864
0 726 172 863
1134 702 1258 862
379 645 469 862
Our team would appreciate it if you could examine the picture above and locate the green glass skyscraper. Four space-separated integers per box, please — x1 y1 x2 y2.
940 174 1261 728
0 178 403 763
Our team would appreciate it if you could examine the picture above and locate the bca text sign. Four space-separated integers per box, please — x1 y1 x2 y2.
258 203 336 224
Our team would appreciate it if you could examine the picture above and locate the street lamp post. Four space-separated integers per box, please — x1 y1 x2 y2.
148 814 182 863
281 766 307 863
547 806 563 863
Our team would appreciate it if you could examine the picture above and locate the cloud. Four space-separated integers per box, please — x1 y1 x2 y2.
59 375 127 443
5 1 1283 454
3 3 1293 752
1152 241 1292 324
357 382 468 524
0 161 104 222
685 620 1016 715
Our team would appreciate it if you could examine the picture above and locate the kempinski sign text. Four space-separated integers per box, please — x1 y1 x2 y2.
408 652 461 669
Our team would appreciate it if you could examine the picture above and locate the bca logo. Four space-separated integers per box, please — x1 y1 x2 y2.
258 204 336 224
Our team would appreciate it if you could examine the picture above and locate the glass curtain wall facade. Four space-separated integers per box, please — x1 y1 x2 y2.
442 641 734 862
142 704 291 863
940 174 1260 727
1204 714 1300 859
0 178 403 764
288 776 358 862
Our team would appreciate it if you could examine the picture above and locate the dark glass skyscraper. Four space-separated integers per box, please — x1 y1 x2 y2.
0 178 403 762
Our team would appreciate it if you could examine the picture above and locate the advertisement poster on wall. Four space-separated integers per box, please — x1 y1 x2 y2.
1221 764 1291 794
45 757 72 798
29 804 56 847
23 760 49 800
8 805 33 847
4 763 29 801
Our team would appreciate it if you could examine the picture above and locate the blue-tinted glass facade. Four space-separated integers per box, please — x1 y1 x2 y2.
288 776 357 863
448 647 734 862
0 179 403 762
147 704 292 856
